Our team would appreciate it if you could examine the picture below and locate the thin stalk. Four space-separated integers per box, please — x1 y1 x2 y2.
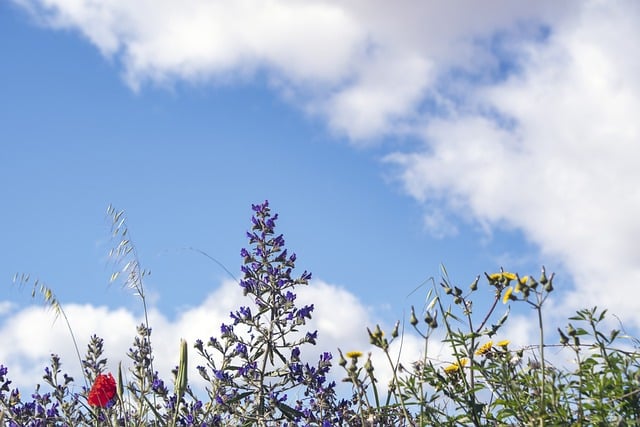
382 349 414 426
536 302 545 427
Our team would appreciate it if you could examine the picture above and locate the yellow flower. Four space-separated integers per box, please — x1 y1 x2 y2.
346 351 363 359
475 341 493 356
489 272 517 282
443 363 460 374
497 339 510 348
443 358 468 374
502 286 514 304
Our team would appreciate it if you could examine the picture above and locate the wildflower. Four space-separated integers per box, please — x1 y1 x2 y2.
346 351 363 360
502 287 514 304
475 341 493 356
443 358 468 374
87 373 116 407
497 339 510 348
489 272 517 282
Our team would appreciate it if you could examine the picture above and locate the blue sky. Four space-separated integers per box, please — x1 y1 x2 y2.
2 0 639 392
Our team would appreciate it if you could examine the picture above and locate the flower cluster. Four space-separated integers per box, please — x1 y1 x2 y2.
194 200 347 425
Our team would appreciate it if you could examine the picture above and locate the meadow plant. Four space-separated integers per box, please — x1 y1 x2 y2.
341 268 640 426
2 201 640 426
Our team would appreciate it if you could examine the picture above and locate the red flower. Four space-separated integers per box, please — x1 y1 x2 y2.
88 373 117 407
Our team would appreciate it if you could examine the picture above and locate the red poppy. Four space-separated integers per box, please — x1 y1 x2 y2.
88 373 117 407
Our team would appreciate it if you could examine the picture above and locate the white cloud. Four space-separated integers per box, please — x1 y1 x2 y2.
13 0 567 138
386 1 640 326
11 0 640 344
0 279 387 398
0 302 15 316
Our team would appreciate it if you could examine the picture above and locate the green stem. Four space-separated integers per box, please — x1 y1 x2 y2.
536 302 545 426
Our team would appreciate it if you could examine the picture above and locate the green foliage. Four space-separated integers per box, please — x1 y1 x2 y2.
341 267 640 426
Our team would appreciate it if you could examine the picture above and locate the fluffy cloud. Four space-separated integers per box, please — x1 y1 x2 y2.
387 1 640 325
0 279 386 396
11 0 640 334
13 0 566 139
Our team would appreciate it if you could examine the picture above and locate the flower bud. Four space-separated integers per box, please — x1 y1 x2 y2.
544 273 555 292
364 355 374 374
424 311 433 325
338 350 347 367
429 317 438 329
367 327 376 345
470 275 479 291
410 306 419 327
391 320 400 338
558 328 569 345
175 339 188 402
539 267 548 285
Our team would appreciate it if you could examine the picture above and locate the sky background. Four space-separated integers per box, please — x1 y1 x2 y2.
2 0 639 395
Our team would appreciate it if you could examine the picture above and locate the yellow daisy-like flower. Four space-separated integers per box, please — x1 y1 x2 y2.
443 358 468 374
443 363 460 374
489 272 517 282
497 339 510 348
346 351 363 359
475 341 493 356
502 286 514 304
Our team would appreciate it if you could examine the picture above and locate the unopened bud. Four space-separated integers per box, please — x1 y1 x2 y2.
470 275 479 291
391 320 399 338
367 327 376 345
558 328 569 345
429 317 438 329
545 273 555 292
338 350 347 367
424 311 433 325
364 356 374 374
410 306 419 326
539 267 548 285
175 339 188 402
